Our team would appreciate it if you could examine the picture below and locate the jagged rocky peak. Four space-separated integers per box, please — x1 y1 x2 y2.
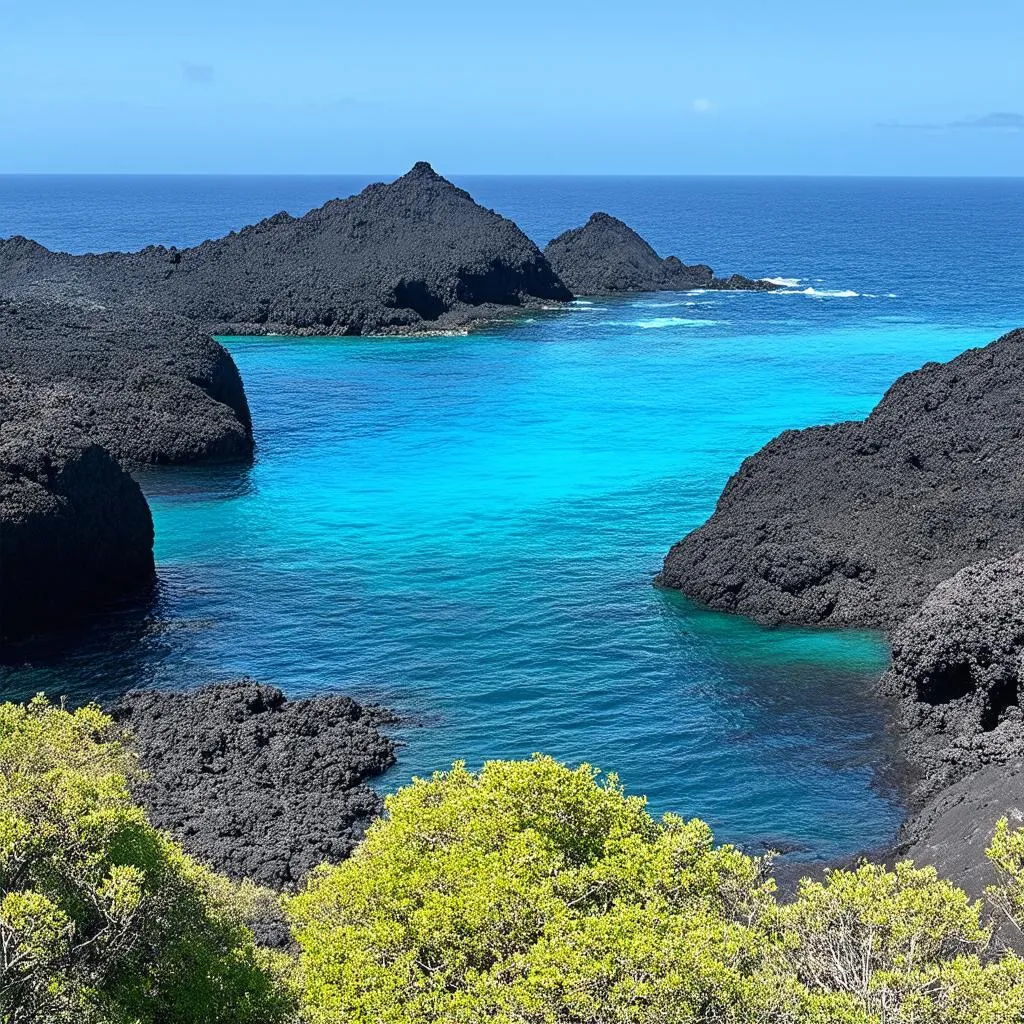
0 163 572 336
544 211 777 296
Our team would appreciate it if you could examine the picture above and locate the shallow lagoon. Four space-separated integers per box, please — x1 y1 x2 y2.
2 174 1021 859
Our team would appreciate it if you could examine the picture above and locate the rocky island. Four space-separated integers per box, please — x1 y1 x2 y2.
544 212 777 295
0 163 572 337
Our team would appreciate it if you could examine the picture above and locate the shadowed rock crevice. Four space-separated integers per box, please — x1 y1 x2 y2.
879 553 1024 895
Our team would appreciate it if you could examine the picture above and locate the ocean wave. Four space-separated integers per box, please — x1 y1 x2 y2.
762 277 801 287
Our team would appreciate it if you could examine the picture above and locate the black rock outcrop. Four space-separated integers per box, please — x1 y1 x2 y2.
112 681 398 888
877 554 1024 896
0 298 253 465
0 417 155 642
657 327 1024 629
544 212 777 296
0 163 571 337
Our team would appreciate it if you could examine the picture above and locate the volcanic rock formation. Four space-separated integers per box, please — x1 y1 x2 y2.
0 297 253 465
0 163 572 336
878 553 1024 895
544 212 777 296
657 327 1024 629
0 415 155 642
112 681 398 889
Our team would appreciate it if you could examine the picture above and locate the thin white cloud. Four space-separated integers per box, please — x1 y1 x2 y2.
878 112 1024 133
691 98 715 114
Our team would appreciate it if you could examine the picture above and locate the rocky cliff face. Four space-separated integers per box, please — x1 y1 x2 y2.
0 298 253 465
112 681 397 889
657 327 1024 629
0 163 571 336
544 212 776 296
0 420 155 642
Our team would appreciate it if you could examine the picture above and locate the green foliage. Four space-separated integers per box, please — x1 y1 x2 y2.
6 696 1024 1024
288 756 1024 1024
0 695 295 1024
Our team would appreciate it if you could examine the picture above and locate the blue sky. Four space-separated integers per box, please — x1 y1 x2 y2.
2 0 1022 174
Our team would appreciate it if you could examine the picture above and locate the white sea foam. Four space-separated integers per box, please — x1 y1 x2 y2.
762 277 801 287
631 299 698 308
779 287 860 298
636 317 720 329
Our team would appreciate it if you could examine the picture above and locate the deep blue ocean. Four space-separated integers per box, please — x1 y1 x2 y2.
2 174 1022 861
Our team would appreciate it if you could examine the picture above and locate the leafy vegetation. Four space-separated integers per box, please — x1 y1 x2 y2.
5 697 1024 1023
0 696 294 1024
288 756 1024 1024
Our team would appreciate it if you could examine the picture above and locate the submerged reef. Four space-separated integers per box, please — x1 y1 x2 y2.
111 681 398 889
544 212 776 296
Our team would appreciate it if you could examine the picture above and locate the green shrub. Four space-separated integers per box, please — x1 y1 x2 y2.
0 695 295 1024
288 755 1024 1024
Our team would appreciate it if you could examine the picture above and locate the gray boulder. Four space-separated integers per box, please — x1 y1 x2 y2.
0 298 253 465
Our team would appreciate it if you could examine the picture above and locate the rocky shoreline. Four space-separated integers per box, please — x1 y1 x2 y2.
659 327 1024 895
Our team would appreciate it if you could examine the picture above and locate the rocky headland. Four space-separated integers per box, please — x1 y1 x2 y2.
111 681 398 889
657 325 1024 895
0 163 572 337
0 298 255 641
0 297 254 465
657 327 1024 630
544 212 777 296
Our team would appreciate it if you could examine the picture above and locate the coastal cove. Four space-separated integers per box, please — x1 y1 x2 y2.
2 175 1022 867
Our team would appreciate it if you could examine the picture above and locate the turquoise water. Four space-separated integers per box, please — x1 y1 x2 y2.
2 176 1021 860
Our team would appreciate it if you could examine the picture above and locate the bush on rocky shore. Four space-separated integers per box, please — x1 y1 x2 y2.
5 700 1024 1024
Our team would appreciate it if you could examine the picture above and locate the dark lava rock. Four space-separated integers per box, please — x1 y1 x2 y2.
0 416 155 642
877 554 1024 896
0 163 571 337
543 212 777 296
657 327 1024 629
111 681 398 889
0 297 253 465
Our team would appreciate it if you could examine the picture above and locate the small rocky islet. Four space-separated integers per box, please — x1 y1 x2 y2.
2 161 1019 899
